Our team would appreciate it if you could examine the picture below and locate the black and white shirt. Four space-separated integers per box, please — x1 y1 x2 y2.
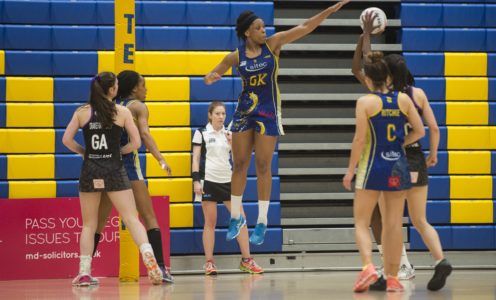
192 123 232 183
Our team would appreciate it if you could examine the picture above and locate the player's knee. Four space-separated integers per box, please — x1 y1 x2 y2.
233 158 250 173
255 159 270 175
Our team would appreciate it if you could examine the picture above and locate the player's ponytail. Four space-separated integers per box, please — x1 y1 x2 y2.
364 51 390 90
89 72 117 128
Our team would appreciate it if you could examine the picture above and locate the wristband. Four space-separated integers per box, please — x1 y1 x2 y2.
192 171 201 182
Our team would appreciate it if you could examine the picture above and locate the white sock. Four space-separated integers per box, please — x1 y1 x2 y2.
230 195 242 219
79 255 92 274
400 244 412 268
377 244 384 262
256 200 270 225
434 258 443 266
139 243 154 255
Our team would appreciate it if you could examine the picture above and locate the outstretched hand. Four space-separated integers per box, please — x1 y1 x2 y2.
329 0 351 13
361 10 381 35
204 72 222 85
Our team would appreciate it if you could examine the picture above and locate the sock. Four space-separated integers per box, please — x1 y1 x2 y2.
256 200 270 225
434 258 443 266
377 244 383 256
400 245 412 268
230 195 242 219
147 228 165 268
242 257 251 263
79 255 92 274
139 243 154 255
92 233 101 257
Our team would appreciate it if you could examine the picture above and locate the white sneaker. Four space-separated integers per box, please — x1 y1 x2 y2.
398 264 416 280
72 273 99 286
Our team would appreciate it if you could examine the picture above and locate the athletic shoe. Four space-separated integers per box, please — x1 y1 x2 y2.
142 252 163 285
226 216 246 241
398 264 415 280
249 223 267 245
427 259 452 291
353 264 379 293
72 273 98 287
239 258 264 274
160 265 174 283
204 260 217 276
369 275 387 291
386 276 404 292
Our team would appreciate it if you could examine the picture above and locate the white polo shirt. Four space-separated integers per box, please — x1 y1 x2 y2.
192 123 232 183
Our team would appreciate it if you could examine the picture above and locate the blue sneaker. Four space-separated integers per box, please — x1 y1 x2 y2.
249 223 267 245
226 216 246 241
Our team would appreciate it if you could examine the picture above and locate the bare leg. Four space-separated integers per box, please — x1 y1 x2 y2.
202 201 217 262
354 189 381 266
224 201 250 259
381 191 406 277
79 192 102 257
231 130 255 197
407 186 444 261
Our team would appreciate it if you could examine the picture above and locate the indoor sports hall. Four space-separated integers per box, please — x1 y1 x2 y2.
0 0 495 299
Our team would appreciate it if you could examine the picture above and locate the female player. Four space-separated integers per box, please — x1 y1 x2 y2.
192 101 263 275
204 0 351 245
62 72 163 286
352 13 452 291
343 53 425 292
92 70 173 283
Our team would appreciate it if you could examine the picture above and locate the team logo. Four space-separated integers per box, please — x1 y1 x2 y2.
381 150 401 161
388 176 400 188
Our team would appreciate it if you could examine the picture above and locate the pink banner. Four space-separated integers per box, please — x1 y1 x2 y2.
0 196 169 281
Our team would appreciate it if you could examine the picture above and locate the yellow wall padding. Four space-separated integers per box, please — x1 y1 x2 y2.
145 77 190 101
0 50 4 75
445 77 488 101
9 180 56 198
148 178 192 203
98 51 231 76
149 128 191 152
7 154 54 179
445 102 488 125
98 51 115 73
445 53 487 76
6 103 54 127
6 77 54 102
0 129 55 153
450 176 492 199
451 200 493 223
145 153 191 177
447 127 491 150
170 203 193 228
147 102 190 126
448 151 491 174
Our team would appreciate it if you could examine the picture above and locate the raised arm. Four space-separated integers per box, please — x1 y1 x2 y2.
62 109 85 156
352 11 379 88
120 107 141 155
132 102 171 175
204 51 239 85
267 0 350 54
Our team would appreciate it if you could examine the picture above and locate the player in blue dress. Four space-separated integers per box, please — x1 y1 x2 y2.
204 0 350 245
342 52 425 293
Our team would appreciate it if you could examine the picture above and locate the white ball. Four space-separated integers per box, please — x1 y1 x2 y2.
360 7 387 35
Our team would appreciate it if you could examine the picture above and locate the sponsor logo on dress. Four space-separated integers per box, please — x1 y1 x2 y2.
381 150 401 161
245 62 268 72
240 61 247 67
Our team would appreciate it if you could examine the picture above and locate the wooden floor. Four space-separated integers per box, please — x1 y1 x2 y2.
1 270 495 300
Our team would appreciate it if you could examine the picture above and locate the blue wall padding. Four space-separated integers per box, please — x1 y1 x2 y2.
170 227 282 254
400 4 443 27
404 53 444 76
54 78 92 102
415 78 445 101
452 226 495 250
193 202 281 227
427 176 450 199
443 4 485 27
410 226 452 250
